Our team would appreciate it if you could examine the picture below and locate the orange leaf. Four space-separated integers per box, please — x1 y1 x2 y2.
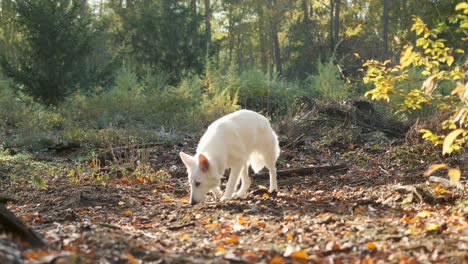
286 233 293 241
290 250 309 260
89 161 95 168
215 243 225 252
263 192 269 198
122 210 133 216
365 242 377 250
269 255 286 264
237 215 247 225
182 234 189 241
122 253 139 264
225 235 238 244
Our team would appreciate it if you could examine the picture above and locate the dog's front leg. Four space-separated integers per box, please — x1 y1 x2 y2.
221 166 242 201
211 187 223 199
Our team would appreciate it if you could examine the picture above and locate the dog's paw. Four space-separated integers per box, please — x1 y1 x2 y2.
233 192 247 199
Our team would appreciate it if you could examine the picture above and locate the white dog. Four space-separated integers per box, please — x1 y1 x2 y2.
179 109 280 205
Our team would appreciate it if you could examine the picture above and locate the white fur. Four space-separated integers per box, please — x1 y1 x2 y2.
179 109 280 205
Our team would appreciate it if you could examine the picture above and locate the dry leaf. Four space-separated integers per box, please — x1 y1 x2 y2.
424 163 447 176
417 211 434 218
365 242 377 250
290 250 309 260
448 168 461 186
122 210 132 216
426 223 439 231
225 235 238 244
269 255 286 264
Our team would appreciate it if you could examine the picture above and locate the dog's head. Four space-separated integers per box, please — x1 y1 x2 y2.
179 152 219 205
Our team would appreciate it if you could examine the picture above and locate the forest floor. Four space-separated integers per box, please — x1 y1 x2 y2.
0 115 467 263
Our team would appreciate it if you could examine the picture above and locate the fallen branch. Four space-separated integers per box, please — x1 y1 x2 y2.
254 164 348 178
0 204 46 248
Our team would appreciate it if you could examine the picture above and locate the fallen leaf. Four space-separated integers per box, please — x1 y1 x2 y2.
365 242 377 250
290 250 308 260
225 235 238 244
122 210 133 216
269 255 286 264
426 223 439 231
417 210 434 218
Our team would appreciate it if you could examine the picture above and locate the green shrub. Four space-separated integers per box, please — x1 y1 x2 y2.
305 58 350 102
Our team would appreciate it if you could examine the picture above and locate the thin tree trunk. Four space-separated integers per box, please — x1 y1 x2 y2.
333 0 340 48
382 0 389 59
329 0 334 50
204 0 211 56
302 0 313 49
269 0 282 76
272 24 282 75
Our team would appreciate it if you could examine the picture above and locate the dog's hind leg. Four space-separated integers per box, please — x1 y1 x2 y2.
267 166 278 192
234 161 251 198
221 165 242 201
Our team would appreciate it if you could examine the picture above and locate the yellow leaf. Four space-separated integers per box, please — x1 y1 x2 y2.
447 55 454 67
448 168 461 186
122 210 132 216
182 234 189 241
454 49 465 54
417 210 434 218
286 233 293 241
263 192 269 198
424 163 447 176
426 223 439 231
443 129 465 155
290 250 309 260
225 235 238 244
455 2 468 10
365 242 377 250
204 221 219 228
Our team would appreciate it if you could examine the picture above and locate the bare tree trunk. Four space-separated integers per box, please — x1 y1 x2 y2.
269 0 282 76
302 0 312 47
80 0 87 17
333 0 340 48
382 0 389 59
272 24 282 76
204 0 211 56
329 0 334 50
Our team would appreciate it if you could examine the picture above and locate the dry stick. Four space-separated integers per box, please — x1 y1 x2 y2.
254 164 348 178
94 142 165 164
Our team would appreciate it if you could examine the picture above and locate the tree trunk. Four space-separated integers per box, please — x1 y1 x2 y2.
269 0 282 76
204 0 211 56
382 0 389 59
302 0 312 48
333 0 340 48
329 0 334 50
80 0 87 17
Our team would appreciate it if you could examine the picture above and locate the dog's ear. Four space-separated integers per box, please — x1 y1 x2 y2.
180 151 195 168
198 154 209 172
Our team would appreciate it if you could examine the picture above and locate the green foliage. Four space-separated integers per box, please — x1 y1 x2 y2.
305 59 350 102
113 0 205 83
0 0 94 105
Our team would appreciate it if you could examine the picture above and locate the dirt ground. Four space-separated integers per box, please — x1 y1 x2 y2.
0 131 466 263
